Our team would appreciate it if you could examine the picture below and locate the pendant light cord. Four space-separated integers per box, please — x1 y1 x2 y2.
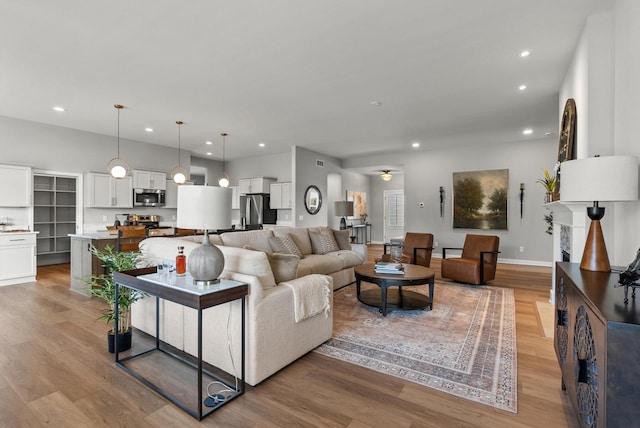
115 104 123 158
177 120 183 167
221 132 227 172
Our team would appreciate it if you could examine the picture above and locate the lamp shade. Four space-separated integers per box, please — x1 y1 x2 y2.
177 185 232 230
334 201 354 217
560 155 639 202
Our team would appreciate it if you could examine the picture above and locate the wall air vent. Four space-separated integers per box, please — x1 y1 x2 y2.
316 159 324 168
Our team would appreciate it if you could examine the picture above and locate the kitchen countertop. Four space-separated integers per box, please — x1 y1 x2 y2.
68 232 115 240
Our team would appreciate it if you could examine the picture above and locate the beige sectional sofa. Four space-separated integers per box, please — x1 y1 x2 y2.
131 227 366 386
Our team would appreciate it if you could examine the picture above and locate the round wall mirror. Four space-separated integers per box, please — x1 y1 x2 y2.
304 185 322 215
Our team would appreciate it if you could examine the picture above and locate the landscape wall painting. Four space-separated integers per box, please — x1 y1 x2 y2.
452 169 508 230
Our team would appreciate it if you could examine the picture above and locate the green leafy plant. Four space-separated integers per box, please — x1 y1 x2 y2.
85 245 145 334
537 168 558 193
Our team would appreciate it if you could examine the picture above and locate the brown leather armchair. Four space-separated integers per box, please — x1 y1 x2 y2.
377 232 434 267
441 234 500 285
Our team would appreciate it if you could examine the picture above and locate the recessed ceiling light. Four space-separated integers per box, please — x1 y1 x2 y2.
520 50 530 58
370 101 382 107
53 106 65 112
206 152 212 156
412 142 420 148
259 143 265 147
206 141 213 145
519 85 527 91
144 127 154 132
523 129 533 135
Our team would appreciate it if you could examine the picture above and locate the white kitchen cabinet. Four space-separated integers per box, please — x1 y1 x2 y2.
133 170 167 190
165 179 178 209
270 182 292 209
238 177 276 195
164 179 194 209
231 186 240 210
85 173 133 208
0 232 37 286
0 164 31 207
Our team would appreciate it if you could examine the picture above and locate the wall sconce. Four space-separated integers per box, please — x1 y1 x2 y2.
439 186 444 218
519 183 525 218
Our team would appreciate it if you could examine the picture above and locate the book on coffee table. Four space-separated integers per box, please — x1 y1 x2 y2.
374 262 405 274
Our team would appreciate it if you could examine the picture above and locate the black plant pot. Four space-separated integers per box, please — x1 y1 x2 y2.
108 329 132 353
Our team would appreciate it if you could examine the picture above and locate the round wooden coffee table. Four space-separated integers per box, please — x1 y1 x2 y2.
354 263 435 316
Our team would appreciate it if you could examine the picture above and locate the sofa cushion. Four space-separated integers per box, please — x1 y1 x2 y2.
266 252 300 284
309 227 340 255
243 244 300 284
274 227 313 255
220 229 273 253
218 245 277 289
332 229 351 250
269 234 304 258
297 254 344 276
328 249 365 268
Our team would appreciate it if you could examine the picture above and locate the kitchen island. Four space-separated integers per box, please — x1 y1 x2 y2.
68 232 116 296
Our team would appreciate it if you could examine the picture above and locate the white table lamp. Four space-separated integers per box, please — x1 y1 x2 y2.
561 155 639 272
177 185 232 284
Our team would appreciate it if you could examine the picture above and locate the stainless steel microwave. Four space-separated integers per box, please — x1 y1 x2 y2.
133 189 166 207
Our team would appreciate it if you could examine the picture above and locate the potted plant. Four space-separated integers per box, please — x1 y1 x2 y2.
537 167 559 203
85 245 145 353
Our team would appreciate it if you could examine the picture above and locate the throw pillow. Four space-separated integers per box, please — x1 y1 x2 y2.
268 234 304 258
332 229 351 250
266 252 300 283
309 227 340 255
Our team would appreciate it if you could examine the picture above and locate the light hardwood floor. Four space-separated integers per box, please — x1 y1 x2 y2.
0 246 579 427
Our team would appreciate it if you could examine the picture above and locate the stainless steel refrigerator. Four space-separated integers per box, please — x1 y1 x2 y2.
240 193 277 227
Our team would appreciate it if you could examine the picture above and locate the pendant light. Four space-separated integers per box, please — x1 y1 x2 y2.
107 104 130 178
380 170 392 181
170 120 188 184
217 132 230 188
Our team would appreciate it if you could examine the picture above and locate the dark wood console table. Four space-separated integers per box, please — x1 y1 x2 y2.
113 267 248 420
555 262 640 427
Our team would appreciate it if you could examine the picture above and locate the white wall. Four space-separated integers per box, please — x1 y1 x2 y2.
293 146 369 228
613 0 640 264
0 115 192 229
348 137 557 263
560 1 640 266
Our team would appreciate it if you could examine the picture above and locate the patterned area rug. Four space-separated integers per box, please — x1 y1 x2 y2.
315 282 517 413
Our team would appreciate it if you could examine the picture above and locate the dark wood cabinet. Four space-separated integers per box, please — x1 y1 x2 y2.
555 262 640 428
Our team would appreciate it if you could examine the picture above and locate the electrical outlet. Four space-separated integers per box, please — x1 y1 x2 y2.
172 215 176 220
102 215 107 222
285 214 289 220
434 241 438 247
298 215 304 221
519 246 524 252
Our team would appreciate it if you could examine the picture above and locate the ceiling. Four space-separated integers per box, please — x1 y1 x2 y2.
0 0 611 171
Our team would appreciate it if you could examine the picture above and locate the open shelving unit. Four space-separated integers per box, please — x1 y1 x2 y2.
33 174 77 265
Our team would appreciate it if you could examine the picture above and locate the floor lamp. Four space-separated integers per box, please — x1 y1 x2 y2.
560 155 639 272
334 201 354 230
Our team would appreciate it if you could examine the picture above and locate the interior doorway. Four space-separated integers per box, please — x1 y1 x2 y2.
383 190 404 243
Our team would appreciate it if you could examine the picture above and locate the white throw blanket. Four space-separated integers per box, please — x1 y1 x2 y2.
283 274 331 323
